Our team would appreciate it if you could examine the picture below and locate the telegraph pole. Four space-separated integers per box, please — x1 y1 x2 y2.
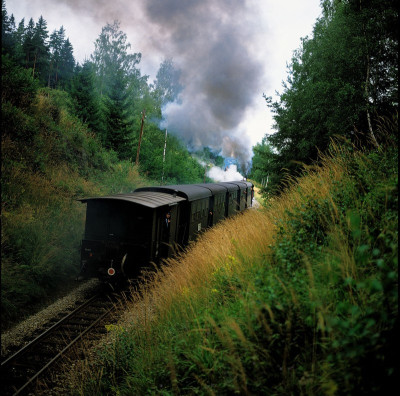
135 110 146 166
161 129 168 184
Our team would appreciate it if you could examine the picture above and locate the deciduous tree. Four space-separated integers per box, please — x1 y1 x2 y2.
264 0 398 193
151 58 183 108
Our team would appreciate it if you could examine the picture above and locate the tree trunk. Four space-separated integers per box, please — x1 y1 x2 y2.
365 58 379 147
32 52 37 77
360 0 379 148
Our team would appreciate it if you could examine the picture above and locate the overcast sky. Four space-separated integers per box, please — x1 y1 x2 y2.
6 0 321 166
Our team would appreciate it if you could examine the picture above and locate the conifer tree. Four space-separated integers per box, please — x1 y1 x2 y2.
48 26 65 88
1 6 16 56
13 18 26 64
70 60 103 134
91 21 143 159
1 4 15 55
59 38 75 89
22 17 35 68
102 77 131 156
31 16 49 84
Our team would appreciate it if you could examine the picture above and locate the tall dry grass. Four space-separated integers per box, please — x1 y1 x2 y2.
139 209 274 309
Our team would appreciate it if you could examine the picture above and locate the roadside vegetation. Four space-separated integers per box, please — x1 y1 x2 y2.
0 59 212 328
71 131 397 394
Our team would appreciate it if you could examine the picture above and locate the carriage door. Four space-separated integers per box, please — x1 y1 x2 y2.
167 204 178 247
159 204 179 258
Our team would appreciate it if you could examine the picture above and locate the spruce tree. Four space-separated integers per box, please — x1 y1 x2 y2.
102 69 132 158
22 17 35 69
13 19 26 64
48 26 65 88
1 4 14 56
91 21 143 159
1 6 16 56
70 60 103 134
59 38 75 90
31 15 49 84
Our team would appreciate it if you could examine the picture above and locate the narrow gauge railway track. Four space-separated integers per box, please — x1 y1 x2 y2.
1 292 119 395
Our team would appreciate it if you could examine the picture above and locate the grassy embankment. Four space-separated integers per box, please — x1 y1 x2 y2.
1 81 151 329
72 130 397 395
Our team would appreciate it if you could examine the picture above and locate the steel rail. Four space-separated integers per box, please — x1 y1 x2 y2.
1 294 99 369
12 305 114 396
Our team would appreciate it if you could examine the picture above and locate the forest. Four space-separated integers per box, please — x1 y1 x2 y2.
1 0 398 392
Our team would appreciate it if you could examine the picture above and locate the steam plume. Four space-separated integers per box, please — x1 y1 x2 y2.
27 0 268 165
208 164 244 182
145 0 265 166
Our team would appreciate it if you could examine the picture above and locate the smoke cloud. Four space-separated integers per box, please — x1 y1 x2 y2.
24 0 268 165
144 0 266 166
208 164 244 182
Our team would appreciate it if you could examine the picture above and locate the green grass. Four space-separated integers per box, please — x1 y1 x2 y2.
72 138 397 395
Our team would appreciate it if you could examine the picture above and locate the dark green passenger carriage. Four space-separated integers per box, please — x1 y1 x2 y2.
78 191 185 281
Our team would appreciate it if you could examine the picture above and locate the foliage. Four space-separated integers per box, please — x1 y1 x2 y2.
138 122 206 184
74 138 397 395
91 20 142 98
193 146 225 168
151 58 183 108
69 60 104 134
90 20 142 158
48 26 75 89
262 0 398 192
2 3 214 172
1 54 39 110
248 136 275 190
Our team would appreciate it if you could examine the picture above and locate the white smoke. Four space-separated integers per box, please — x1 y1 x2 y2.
207 164 244 182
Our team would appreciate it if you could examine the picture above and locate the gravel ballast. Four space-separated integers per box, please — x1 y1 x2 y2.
1 279 100 359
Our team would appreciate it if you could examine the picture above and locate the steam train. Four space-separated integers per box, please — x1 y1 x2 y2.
78 181 254 283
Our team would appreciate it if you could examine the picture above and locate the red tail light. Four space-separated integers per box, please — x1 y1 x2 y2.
107 268 116 276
